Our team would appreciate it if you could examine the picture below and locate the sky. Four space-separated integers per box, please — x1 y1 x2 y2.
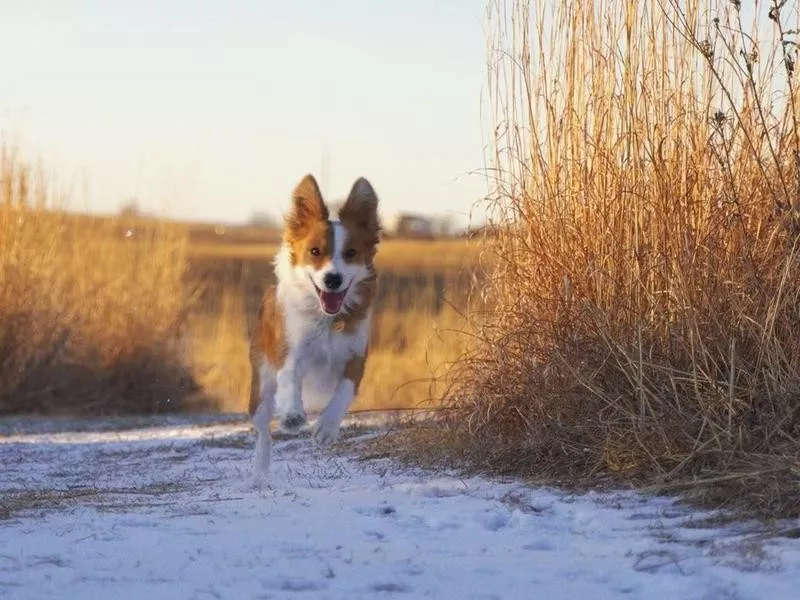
0 0 490 226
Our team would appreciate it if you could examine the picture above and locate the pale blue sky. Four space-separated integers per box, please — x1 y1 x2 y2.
0 1 489 225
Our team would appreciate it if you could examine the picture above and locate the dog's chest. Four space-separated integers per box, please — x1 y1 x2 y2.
288 313 367 369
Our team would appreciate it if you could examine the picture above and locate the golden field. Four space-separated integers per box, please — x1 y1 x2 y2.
0 155 477 416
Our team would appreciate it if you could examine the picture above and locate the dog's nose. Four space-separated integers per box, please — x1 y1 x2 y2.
323 272 343 291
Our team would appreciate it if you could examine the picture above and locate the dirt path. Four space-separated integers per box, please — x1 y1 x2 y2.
1 415 798 599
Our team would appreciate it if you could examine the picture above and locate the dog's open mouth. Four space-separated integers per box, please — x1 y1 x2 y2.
314 285 349 315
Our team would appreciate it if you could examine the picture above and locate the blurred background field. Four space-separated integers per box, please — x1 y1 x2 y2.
0 150 478 415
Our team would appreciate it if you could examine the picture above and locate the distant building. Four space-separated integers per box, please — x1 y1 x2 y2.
386 213 435 239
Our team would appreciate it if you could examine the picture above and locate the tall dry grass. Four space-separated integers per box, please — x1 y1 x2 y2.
416 0 800 517
0 149 207 414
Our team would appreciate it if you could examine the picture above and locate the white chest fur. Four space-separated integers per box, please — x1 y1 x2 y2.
281 291 370 412
289 311 369 368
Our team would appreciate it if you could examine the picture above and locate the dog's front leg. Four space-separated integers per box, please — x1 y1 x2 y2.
275 354 309 432
313 355 365 446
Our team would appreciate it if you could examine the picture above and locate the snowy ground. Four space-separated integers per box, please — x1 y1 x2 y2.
1 414 799 600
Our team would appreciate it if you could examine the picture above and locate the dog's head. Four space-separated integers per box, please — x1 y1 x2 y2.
282 174 380 316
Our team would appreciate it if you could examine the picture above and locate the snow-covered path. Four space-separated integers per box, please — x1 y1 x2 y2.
1 415 798 600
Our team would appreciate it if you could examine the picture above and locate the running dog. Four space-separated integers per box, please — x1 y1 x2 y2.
248 174 380 482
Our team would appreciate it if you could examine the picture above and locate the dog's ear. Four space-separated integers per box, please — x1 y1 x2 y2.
286 174 328 237
339 177 380 245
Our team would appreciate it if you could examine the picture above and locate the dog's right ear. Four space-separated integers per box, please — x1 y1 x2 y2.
286 174 328 237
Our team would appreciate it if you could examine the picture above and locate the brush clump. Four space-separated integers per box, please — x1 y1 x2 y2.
423 0 800 519
0 147 205 415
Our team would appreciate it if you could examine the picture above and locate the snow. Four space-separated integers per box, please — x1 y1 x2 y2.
1 414 799 600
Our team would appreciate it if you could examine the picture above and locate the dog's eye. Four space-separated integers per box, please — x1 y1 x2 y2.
310 247 321 257
344 248 357 259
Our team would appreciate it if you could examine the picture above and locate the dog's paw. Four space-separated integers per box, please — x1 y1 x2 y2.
312 417 341 447
279 411 308 433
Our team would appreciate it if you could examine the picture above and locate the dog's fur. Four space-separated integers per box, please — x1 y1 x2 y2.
248 174 380 482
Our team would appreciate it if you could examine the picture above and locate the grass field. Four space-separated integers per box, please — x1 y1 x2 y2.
0 154 477 416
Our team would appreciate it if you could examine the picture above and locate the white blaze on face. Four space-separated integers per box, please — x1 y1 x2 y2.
330 222 347 277
313 223 361 287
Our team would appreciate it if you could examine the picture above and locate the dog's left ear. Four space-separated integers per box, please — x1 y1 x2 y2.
340 177 381 244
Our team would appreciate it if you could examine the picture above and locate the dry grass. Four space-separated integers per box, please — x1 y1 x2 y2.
187 286 253 412
400 0 800 519
354 290 468 411
0 148 209 415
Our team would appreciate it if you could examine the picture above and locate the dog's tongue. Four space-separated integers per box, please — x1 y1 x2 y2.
319 290 346 314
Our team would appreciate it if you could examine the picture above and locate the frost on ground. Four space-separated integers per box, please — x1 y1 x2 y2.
1 415 799 600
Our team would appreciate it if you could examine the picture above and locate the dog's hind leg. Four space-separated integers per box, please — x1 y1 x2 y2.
250 360 276 486
252 397 274 485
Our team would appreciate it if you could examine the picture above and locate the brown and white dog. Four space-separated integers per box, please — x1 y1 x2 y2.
248 174 380 482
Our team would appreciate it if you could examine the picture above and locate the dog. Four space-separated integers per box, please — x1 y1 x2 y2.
248 173 381 482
